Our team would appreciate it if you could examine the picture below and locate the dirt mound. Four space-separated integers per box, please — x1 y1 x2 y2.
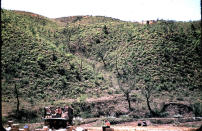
161 102 194 117
86 95 129 117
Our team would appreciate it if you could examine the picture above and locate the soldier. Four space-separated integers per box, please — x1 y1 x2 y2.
64 106 69 112
102 120 110 131
67 106 73 125
105 120 110 128
44 107 51 118
55 106 62 117
62 106 68 119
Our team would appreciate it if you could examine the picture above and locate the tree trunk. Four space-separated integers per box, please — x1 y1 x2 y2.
146 97 152 112
14 85 20 117
146 96 156 116
126 92 132 111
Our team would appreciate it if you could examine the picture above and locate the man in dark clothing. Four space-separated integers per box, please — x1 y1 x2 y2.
67 106 73 125
55 107 62 118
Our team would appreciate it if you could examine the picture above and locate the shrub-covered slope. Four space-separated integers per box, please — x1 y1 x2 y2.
2 9 202 121
63 19 201 91
60 18 202 116
1 10 110 107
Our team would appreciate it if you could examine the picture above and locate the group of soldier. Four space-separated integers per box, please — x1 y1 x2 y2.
44 106 73 125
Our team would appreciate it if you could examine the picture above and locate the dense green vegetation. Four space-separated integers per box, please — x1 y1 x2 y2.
1 10 110 118
1 9 201 122
62 18 201 91
58 17 202 117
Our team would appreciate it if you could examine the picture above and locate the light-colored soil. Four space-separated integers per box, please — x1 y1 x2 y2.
79 119 202 131
4 119 201 131
115 120 202 128
84 126 199 131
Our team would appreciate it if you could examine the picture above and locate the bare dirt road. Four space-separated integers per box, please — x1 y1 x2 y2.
79 120 202 131
84 126 199 131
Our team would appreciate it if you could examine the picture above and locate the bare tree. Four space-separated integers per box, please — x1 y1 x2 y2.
11 77 29 118
140 72 157 116
117 76 135 111
116 59 137 111
97 50 107 67
96 43 110 67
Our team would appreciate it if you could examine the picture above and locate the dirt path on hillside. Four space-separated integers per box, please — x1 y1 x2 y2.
86 58 120 92
56 57 123 104
86 94 123 103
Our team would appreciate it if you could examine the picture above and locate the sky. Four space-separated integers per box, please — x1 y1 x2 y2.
1 0 201 22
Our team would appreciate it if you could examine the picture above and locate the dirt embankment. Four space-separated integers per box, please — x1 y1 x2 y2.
83 93 196 118
84 58 197 118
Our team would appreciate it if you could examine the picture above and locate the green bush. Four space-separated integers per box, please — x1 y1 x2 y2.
2 116 8 126
80 111 94 118
191 102 202 117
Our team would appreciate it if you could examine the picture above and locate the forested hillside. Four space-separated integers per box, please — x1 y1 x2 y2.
1 10 112 122
1 9 201 123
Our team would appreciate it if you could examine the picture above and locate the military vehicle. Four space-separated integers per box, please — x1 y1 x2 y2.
43 106 73 129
